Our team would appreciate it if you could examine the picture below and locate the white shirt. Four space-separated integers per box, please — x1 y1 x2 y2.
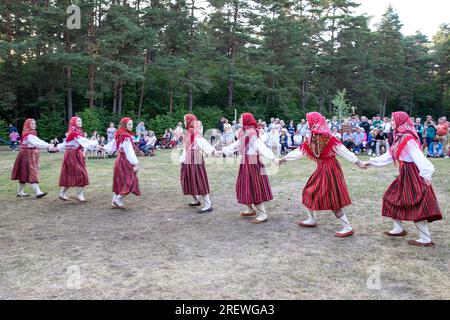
104 138 138 166
369 140 434 179
57 136 98 151
284 143 359 163
22 135 49 149
180 136 216 163
222 136 275 161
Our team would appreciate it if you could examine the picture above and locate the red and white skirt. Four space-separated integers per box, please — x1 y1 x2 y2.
302 157 351 211
11 148 40 184
113 152 141 196
180 158 210 196
59 148 89 187
236 158 273 205
382 162 442 222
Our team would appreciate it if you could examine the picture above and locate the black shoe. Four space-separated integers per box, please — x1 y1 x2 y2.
188 202 201 207
36 192 48 199
16 194 30 198
197 207 213 213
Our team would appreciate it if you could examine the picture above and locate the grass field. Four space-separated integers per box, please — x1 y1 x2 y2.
0 148 449 299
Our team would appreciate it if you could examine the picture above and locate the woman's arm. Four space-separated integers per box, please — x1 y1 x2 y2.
334 144 360 164
196 136 216 155
283 147 305 161
257 139 275 160
27 135 50 149
368 150 394 167
123 138 138 166
222 140 239 156
76 136 99 149
407 140 434 180
104 139 117 155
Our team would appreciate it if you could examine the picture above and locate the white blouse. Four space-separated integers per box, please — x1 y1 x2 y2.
57 136 98 151
104 138 138 166
23 135 49 149
369 140 434 179
222 136 275 161
180 136 216 163
284 143 359 164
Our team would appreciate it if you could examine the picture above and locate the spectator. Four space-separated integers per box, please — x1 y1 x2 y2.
279 129 289 155
342 129 354 150
297 119 308 144
430 138 444 158
352 127 365 155
414 118 424 142
107 122 117 143
359 116 371 136
135 121 146 137
8 124 18 134
329 116 341 131
287 120 296 146
424 115 437 156
375 128 389 156
372 114 382 128
332 128 342 141
217 117 225 134
9 130 20 151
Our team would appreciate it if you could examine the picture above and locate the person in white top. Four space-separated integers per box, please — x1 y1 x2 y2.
180 114 219 213
279 112 365 237
57 116 99 202
104 117 141 209
11 119 56 198
361 112 442 247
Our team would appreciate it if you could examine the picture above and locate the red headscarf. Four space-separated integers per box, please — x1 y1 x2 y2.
20 118 37 143
301 112 340 160
66 116 84 142
390 111 420 162
115 117 135 148
184 114 201 150
306 112 332 137
238 113 260 155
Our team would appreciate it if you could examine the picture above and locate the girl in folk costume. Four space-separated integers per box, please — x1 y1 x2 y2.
104 117 141 209
57 116 98 202
280 112 365 237
363 112 442 247
11 119 55 198
180 114 218 213
221 113 278 224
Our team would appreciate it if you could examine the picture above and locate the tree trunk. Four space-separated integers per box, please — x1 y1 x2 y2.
67 65 73 119
169 83 174 113
227 1 239 108
117 82 123 116
88 64 95 108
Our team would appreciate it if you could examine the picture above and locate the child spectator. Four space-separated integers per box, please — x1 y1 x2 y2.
9 131 20 151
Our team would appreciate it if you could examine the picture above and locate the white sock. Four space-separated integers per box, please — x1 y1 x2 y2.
191 195 200 204
115 194 124 207
414 221 432 244
201 194 212 210
60 187 69 196
255 203 267 221
18 183 26 195
31 183 43 196
244 205 255 214
303 209 316 225
335 211 353 233
76 188 86 200
390 219 404 234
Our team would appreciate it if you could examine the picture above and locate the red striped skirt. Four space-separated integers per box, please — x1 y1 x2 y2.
113 152 141 196
302 157 351 211
236 159 273 205
11 148 40 184
180 159 210 196
382 162 442 222
59 148 89 187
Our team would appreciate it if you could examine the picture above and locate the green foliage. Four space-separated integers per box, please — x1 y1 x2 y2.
332 89 352 121
38 112 66 141
0 118 7 138
76 108 102 136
